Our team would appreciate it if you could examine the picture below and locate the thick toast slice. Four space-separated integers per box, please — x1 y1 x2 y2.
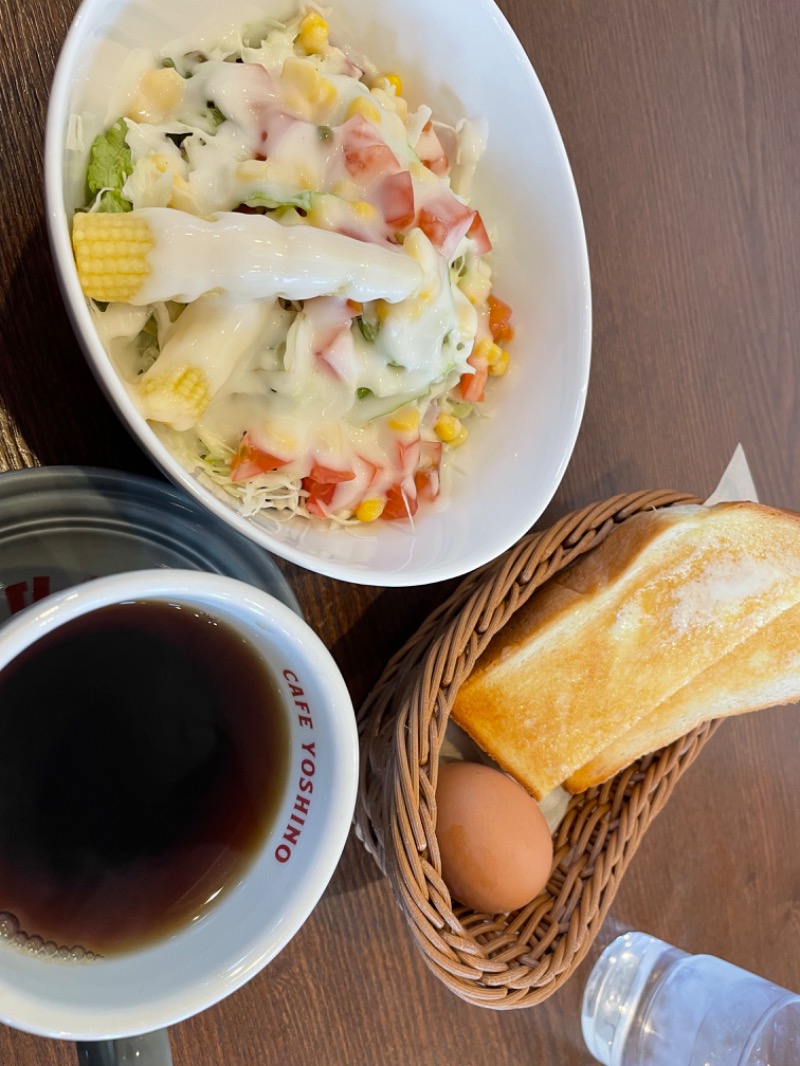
566 597 800 791
451 502 800 799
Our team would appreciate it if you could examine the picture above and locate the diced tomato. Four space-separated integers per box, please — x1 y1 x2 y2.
487 295 515 343
355 455 381 488
396 437 421 479
301 463 356 518
414 468 440 503
417 208 449 252
424 158 449 177
230 433 290 483
303 297 358 379
417 193 476 259
418 439 443 497
302 477 338 519
334 227 370 243
375 171 415 229
321 324 358 378
254 108 296 157
307 462 355 485
419 439 443 468
459 353 489 402
340 114 399 183
381 483 418 521
416 123 450 177
467 211 492 255
254 128 268 162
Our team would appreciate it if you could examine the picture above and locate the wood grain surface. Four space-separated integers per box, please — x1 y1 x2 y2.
1 0 799 1062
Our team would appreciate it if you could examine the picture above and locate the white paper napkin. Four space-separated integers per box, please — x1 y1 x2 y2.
704 443 759 505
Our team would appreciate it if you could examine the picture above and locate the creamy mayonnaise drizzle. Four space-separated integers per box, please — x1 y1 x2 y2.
82 9 502 524
133 208 423 305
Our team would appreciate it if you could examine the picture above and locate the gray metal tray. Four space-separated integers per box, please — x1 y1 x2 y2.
0 466 300 622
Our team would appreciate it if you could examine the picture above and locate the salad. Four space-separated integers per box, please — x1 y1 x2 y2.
74 8 514 526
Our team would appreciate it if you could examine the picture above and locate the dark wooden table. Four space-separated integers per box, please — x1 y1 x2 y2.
2 0 799 1062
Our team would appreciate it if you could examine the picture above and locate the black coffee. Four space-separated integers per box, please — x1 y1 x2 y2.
0 599 290 956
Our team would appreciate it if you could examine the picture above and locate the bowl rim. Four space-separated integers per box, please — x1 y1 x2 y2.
43 0 592 587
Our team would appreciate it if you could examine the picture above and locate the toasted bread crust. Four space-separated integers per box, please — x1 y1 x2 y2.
451 502 800 799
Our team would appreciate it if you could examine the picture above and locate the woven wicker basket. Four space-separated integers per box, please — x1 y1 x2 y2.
355 490 722 1008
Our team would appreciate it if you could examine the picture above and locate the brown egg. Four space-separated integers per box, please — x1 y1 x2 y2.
435 761 553 913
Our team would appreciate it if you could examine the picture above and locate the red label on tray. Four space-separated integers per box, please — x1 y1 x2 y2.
4 575 51 614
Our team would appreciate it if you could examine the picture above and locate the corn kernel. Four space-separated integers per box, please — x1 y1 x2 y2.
168 174 199 214
388 406 420 432
266 425 297 455
370 86 408 121
471 338 508 375
347 95 382 125
296 166 315 190
434 412 462 443
382 73 402 95
351 200 378 221
488 348 509 377
282 56 321 95
315 77 338 120
296 11 328 54
450 425 469 447
281 58 337 121
127 67 184 123
356 498 384 522
471 337 494 362
458 268 492 306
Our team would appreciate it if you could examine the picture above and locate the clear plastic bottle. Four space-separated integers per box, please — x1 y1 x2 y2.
581 931 800 1066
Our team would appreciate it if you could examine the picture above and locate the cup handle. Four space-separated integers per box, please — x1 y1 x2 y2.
76 1030 173 1066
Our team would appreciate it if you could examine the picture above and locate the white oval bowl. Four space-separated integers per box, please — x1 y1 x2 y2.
45 0 591 587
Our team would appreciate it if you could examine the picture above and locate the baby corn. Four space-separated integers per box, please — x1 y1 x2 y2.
72 211 154 303
71 208 423 306
135 292 271 430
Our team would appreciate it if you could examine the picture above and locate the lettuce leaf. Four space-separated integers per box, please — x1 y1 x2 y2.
243 189 313 212
356 316 380 343
86 119 133 212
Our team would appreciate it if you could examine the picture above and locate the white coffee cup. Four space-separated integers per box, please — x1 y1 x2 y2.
0 569 358 1053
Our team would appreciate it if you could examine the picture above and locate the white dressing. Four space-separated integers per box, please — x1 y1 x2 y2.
132 207 423 305
76 7 509 526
